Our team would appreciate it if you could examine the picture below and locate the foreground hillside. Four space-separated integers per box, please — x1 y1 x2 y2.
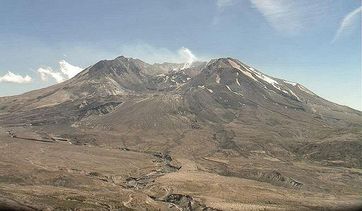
0 56 361 210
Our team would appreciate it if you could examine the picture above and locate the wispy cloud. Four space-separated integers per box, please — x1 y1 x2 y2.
178 47 198 69
332 6 362 43
37 67 65 83
250 0 329 35
216 0 234 10
37 60 83 83
118 43 205 64
35 45 203 83
0 71 32 83
213 0 237 25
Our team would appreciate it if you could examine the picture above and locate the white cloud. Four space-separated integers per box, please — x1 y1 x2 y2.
216 0 234 9
37 60 83 83
118 43 180 64
59 60 83 78
179 47 198 69
0 71 32 83
213 0 237 25
35 45 203 84
250 0 329 35
37 67 65 83
118 43 204 64
332 6 362 43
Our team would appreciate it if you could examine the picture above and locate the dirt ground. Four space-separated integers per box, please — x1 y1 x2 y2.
0 126 361 211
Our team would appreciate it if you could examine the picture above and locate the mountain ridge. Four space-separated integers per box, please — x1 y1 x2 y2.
0 56 359 111
0 55 361 210
2 56 359 107
0 56 360 128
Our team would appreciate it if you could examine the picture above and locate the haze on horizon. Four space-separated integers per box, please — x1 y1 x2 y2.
0 0 361 110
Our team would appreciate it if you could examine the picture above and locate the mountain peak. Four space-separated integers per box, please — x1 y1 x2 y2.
205 57 253 72
207 57 234 67
114 55 146 64
114 55 129 60
1 53 361 211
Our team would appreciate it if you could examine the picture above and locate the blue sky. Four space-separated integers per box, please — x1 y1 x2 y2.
0 0 361 110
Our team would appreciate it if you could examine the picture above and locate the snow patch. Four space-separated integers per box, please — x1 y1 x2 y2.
251 70 285 93
225 85 232 91
226 60 303 100
227 59 260 82
297 84 315 95
242 71 258 81
225 85 243 96
238 63 258 81
240 63 281 91
284 80 297 86
228 59 241 69
216 74 221 84
288 89 300 101
228 60 280 90
254 72 279 88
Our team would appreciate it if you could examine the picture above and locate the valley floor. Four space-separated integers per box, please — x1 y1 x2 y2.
0 126 361 211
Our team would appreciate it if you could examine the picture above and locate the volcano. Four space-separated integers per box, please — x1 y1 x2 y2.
0 56 361 210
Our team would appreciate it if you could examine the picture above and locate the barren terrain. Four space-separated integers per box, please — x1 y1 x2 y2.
0 57 361 210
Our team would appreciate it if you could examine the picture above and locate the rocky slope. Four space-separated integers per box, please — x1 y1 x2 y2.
0 56 361 210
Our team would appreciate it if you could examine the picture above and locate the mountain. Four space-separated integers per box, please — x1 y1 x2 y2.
0 56 361 210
